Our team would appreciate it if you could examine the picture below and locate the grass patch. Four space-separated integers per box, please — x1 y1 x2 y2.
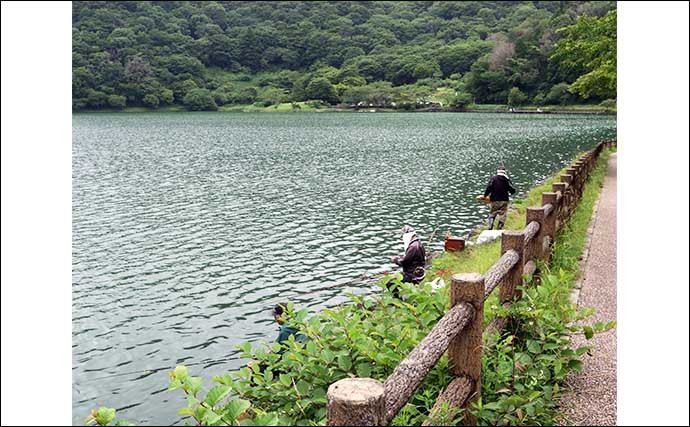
218 102 320 112
428 153 591 283
465 104 615 113
428 145 616 329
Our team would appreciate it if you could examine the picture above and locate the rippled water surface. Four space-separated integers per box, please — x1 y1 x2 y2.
72 112 615 424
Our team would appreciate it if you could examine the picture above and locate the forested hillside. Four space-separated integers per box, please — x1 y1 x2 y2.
72 1 616 111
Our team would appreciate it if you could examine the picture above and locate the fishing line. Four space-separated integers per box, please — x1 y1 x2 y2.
80 353 243 382
81 231 442 384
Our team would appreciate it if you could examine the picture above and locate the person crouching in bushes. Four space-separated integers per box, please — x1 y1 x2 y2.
247 302 308 373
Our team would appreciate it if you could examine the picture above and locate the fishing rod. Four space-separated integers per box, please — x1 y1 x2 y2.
276 224 442 302
82 228 445 384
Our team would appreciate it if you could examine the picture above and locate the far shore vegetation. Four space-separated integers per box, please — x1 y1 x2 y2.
73 2 616 114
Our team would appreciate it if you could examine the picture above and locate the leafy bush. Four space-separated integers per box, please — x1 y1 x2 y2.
227 278 450 425
507 87 528 106
84 407 133 426
599 98 616 109
544 83 573 105
183 89 218 111
473 268 614 425
215 270 610 425
231 87 258 105
167 365 283 426
107 94 126 109
142 94 159 109
450 92 474 109
532 92 545 106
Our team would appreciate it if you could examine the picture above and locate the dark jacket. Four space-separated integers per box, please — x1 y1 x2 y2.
484 175 516 202
394 238 426 283
276 324 308 345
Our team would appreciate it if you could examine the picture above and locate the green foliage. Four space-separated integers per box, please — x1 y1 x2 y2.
449 92 474 110
305 77 339 104
551 10 617 99
229 278 452 425
107 95 126 110
84 407 133 426
507 87 528 106
532 92 545 106
142 94 159 109
545 83 574 105
598 99 616 110
183 89 218 111
72 1 615 110
473 269 613 425
167 365 281 426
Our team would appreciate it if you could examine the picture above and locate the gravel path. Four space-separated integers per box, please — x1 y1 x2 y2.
557 153 617 426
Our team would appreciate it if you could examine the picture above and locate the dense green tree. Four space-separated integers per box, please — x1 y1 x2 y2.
551 10 616 99
507 87 528 106
107 94 127 109
545 82 575 105
232 87 258 104
142 94 159 108
450 92 473 109
305 77 339 104
183 88 218 111
257 87 287 106
437 41 492 77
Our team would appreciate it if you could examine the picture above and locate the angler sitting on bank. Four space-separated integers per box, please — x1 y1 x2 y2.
389 225 426 298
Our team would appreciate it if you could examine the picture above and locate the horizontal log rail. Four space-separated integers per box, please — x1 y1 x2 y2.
382 302 475 425
483 250 519 299
326 138 616 426
523 221 540 244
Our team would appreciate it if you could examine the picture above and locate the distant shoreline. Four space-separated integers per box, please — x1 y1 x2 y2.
75 105 616 115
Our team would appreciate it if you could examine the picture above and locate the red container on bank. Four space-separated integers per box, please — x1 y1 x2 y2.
444 236 465 252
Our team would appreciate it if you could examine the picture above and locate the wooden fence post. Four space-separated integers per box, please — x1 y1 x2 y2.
541 192 558 262
525 207 545 262
559 177 572 210
566 167 579 198
449 273 484 426
499 231 524 302
552 182 567 226
327 378 385 426
574 162 585 197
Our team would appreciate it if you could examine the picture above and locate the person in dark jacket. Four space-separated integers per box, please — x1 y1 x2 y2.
247 302 308 373
484 165 516 230
389 225 426 298
272 302 308 347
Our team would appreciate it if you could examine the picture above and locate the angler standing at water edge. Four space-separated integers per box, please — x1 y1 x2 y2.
483 165 516 230
389 226 426 297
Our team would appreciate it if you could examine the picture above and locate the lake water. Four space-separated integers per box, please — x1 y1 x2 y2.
72 112 616 425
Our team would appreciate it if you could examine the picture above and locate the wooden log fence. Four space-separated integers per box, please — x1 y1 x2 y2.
326 138 616 426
